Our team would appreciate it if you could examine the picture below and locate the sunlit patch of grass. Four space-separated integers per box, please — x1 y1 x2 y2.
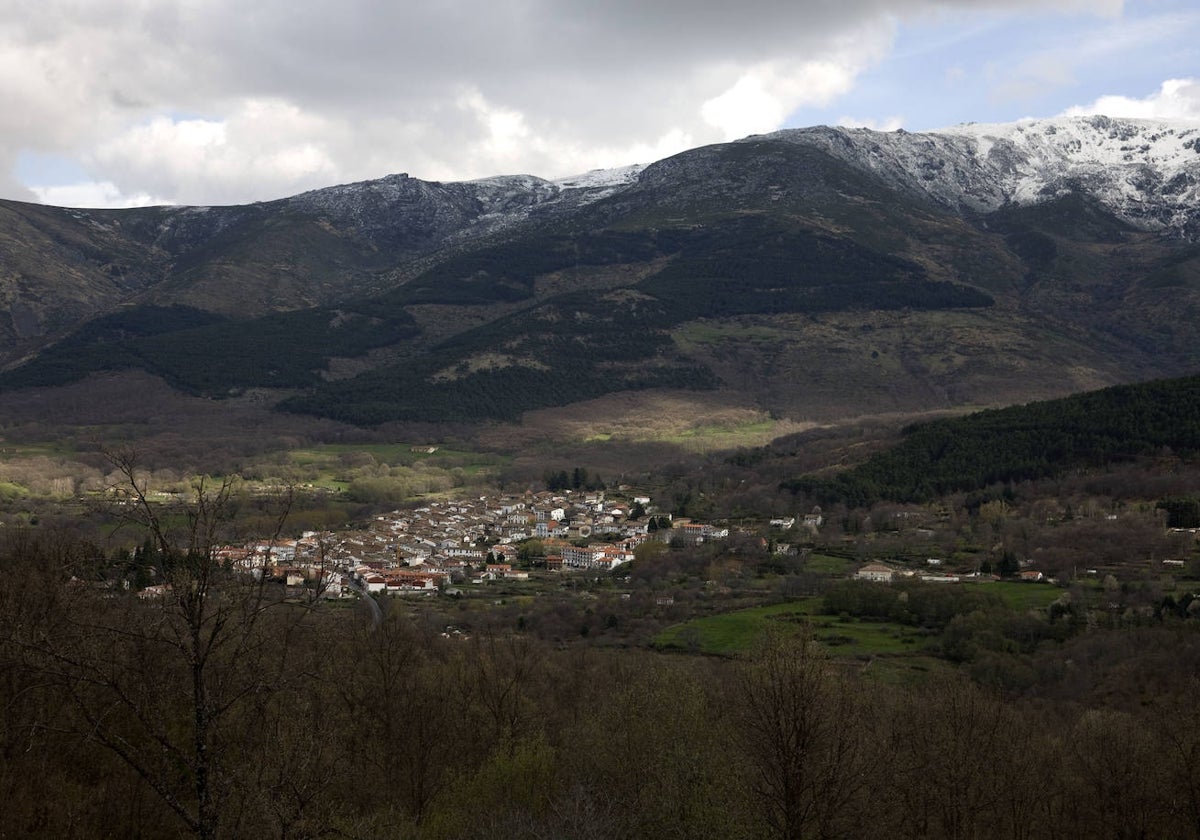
655 601 814 655
655 597 931 660
672 322 788 349
962 580 1061 611
430 353 549 383
260 442 511 503
804 554 853 575
0 481 28 500
509 391 816 452
667 419 777 441
288 443 506 469
640 416 805 451
0 441 77 459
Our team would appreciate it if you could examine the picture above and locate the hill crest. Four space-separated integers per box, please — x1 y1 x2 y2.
2 116 1200 429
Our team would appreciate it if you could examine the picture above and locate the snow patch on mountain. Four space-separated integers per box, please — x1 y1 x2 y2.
553 164 645 191
151 117 1200 253
260 165 646 248
767 116 1200 237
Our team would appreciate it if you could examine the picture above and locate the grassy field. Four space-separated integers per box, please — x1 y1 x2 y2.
655 580 1063 660
288 443 504 468
655 601 812 655
504 390 815 452
654 597 930 659
576 411 802 450
850 654 952 685
672 322 792 349
0 441 77 458
280 442 510 492
809 615 928 656
963 581 1062 611
805 553 853 575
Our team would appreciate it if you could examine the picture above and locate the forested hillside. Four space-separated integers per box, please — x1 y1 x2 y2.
789 373 1200 505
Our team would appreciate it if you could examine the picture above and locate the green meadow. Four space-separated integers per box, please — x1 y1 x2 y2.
655 580 1063 659
655 597 929 658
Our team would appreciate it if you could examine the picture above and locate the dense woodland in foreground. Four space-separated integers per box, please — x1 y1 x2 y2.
7 525 1200 840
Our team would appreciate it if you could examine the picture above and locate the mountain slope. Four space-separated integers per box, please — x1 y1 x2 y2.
787 371 1200 505
2 116 1199 428
0 169 627 358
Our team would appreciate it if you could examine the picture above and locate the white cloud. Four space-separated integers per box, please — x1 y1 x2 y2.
702 23 894 141
0 0 1159 207
703 74 789 140
702 61 860 140
837 115 906 131
30 181 171 209
86 101 343 206
1062 78 1200 121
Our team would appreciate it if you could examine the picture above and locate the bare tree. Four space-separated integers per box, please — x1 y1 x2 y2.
28 449 313 840
882 676 1041 840
734 630 874 840
466 632 541 753
1065 707 1168 840
330 610 469 829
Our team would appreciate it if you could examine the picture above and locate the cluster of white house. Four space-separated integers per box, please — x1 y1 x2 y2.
185 489 735 599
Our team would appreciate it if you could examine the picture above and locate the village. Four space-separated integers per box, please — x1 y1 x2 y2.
170 485 1061 606
193 489 733 601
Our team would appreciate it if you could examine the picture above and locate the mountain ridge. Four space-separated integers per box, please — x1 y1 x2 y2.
762 116 1200 236
3 115 1200 429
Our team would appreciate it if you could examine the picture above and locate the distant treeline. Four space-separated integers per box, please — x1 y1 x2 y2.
789 373 1200 505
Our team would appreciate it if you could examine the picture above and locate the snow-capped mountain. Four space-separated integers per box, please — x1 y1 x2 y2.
143 116 1200 261
766 116 1200 236
6 115 1200 429
279 116 1200 241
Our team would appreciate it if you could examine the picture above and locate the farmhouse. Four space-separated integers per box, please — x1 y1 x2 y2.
855 563 896 583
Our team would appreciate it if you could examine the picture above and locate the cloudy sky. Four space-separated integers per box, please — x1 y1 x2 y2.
5 0 1199 208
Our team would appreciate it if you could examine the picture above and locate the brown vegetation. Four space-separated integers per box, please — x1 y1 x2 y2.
7 535 1200 840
